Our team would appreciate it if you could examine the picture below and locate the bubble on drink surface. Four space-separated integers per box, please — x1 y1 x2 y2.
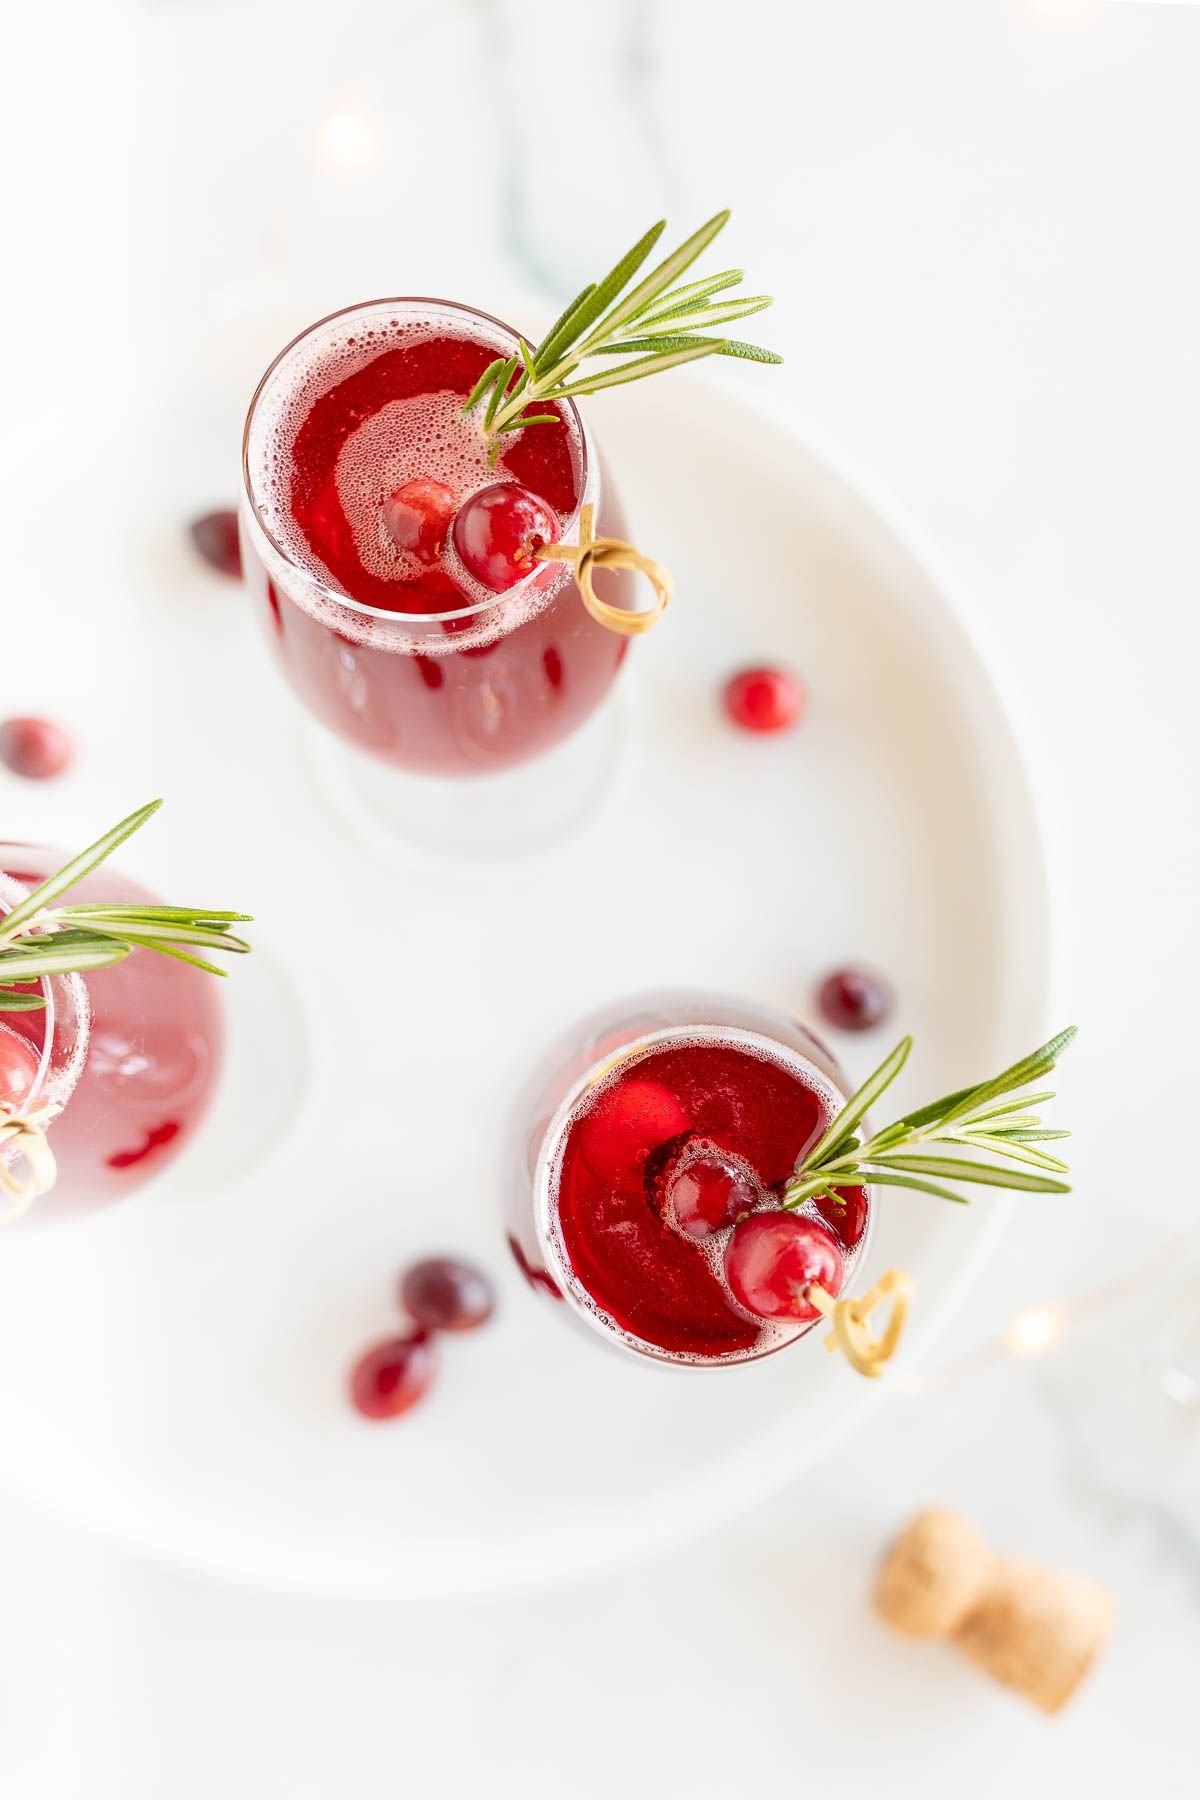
333 390 498 589
540 1029 868 1366
245 311 587 655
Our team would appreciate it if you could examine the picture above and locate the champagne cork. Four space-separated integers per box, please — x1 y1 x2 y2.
874 1509 1112 1714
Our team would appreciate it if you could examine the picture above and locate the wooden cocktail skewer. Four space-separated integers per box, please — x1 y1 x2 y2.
535 503 673 636
0 1108 58 1223
806 1268 913 1378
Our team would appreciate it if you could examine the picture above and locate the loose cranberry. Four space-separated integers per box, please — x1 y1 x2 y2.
817 966 893 1032
189 509 242 579
577 1078 691 1187
349 1330 436 1421
401 1256 495 1333
645 1134 756 1241
723 666 804 734
724 1210 844 1322
814 1185 869 1249
0 1026 41 1111
0 717 75 781
452 482 560 592
382 477 456 564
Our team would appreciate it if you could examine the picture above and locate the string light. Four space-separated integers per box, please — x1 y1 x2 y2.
896 1230 1197 1398
1003 1304 1065 1358
315 109 376 174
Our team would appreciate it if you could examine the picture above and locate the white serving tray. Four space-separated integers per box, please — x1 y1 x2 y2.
0 372 1051 1599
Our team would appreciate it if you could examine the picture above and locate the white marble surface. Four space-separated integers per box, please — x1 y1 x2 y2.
3 0 1200 1792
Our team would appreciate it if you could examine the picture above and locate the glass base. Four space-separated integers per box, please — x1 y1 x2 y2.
306 691 632 876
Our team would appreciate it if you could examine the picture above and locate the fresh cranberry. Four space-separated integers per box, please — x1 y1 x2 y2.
0 1026 41 1111
723 666 804 734
645 1134 756 1240
452 482 560 592
401 1256 495 1333
382 477 456 564
817 966 893 1032
724 1210 844 1322
814 1185 869 1248
577 1078 691 1187
0 717 75 781
189 509 242 579
349 1330 436 1421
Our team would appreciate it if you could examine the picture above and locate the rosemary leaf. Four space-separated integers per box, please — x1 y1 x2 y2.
988 1128 1072 1142
58 905 252 926
626 295 775 336
77 920 253 954
0 800 163 939
868 1152 1069 1194
628 268 746 322
530 282 596 372
936 1028 1078 1126
579 210 732 348
0 989 47 1011
461 356 509 416
590 334 727 357
552 340 724 398
482 357 518 429
959 1092 1056 1124
492 413 561 434
798 1036 914 1173
848 1171 973 1205
536 220 668 368
945 1135 1070 1174
0 940 131 980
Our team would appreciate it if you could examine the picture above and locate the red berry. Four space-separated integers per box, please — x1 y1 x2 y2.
814 1185 869 1249
645 1134 756 1241
0 1024 41 1110
349 1330 436 1421
452 482 560 592
382 478 456 564
577 1077 691 1187
817 966 893 1032
0 716 75 780
189 509 242 579
723 666 804 734
724 1210 844 1322
400 1256 495 1333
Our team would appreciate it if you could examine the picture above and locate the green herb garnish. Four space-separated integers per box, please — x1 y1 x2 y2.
463 210 780 453
784 1027 1077 1211
0 800 252 1009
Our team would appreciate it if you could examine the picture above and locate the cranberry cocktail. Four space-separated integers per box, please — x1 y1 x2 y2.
241 300 633 777
0 848 223 1213
512 995 870 1366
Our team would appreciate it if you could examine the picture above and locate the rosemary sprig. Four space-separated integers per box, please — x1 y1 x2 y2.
783 1027 1077 1212
462 210 780 450
0 800 252 1009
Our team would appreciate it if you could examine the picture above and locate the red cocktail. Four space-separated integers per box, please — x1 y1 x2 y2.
0 846 223 1218
241 299 635 778
510 993 872 1366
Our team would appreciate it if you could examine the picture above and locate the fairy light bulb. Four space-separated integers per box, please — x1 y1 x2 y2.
315 109 375 173
1003 1305 1065 1358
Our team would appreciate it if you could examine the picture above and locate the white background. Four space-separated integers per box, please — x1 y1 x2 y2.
3 0 1199 1793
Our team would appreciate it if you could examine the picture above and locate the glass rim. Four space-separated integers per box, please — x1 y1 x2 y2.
240 294 593 627
0 856 91 1120
531 1019 873 1370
